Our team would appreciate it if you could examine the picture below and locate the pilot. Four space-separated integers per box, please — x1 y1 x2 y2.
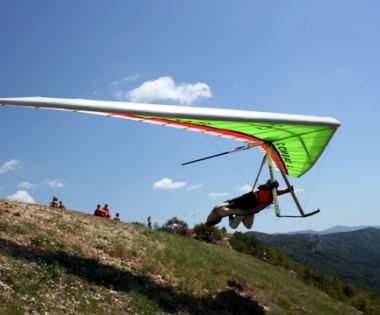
206 180 293 229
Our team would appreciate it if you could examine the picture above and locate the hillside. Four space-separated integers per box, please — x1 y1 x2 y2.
248 230 380 291
321 228 380 264
0 199 362 315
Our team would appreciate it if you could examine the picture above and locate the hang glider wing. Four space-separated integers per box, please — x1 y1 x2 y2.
0 97 340 178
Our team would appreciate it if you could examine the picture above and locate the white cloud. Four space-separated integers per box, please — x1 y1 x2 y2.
0 159 20 174
114 91 124 100
18 181 38 189
124 74 139 82
117 76 212 105
110 75 139 87
209 192 229 198
238 185 252 193
187 184 203 191
153 178 186 190
6 190 36 204
0 187 4 191
46 179 66 188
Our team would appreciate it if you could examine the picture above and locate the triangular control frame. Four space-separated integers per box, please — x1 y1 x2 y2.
183 141 320 219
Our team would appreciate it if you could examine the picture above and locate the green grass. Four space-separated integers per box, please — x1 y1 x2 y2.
0 199 364 314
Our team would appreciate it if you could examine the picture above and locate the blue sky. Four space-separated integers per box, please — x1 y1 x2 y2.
1 1 379 234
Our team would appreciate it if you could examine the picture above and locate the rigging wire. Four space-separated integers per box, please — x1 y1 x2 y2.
304 145 330 208
240 158 257 179
276 145 330 214
202 134 254 185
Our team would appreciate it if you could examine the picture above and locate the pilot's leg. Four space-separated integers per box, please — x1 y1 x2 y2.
206 202 229 226
206 202 266 227
228 215 244 229
242 214 255 229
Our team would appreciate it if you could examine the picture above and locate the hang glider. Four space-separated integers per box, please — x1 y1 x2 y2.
0 96 340 177
0 96 340 218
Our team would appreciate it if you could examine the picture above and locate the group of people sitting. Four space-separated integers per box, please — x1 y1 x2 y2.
50 196 66 209
94 204 120 221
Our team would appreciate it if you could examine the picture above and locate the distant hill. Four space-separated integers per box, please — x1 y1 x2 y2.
247 228 380 291
321 228 380 264
285 225 380 235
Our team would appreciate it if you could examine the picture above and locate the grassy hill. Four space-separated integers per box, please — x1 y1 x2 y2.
0 199 365 315
247 230 380 292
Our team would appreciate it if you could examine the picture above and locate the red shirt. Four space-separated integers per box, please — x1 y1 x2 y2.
257 188 288 204
102 207 111 219
94 208 105 217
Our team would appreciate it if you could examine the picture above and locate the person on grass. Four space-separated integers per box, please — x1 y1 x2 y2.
102 204 111 219
94 204 104 217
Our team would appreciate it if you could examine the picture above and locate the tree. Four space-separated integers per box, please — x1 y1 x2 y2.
157 216 188 234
